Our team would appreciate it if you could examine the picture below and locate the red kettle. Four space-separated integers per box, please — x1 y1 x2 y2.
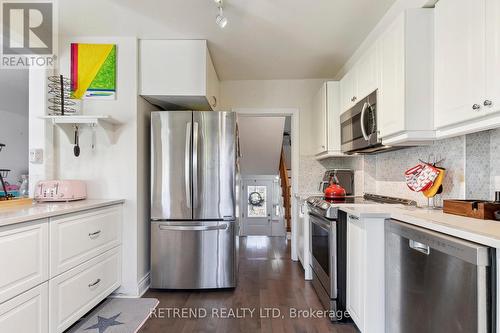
324 173 346 200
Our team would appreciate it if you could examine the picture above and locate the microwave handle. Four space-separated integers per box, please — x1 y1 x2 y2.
360 102 370 141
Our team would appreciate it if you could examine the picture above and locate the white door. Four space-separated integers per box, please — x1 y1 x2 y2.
356 45 378 100
340 68 358 112
313 83 327 154
434 0 486 128
378 15 405 138
241 179 273 236
486 0 500 114
347 215 366 331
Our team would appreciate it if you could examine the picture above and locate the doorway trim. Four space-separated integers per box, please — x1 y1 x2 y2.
233 108 299 261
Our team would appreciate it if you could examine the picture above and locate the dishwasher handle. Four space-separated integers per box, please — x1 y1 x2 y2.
409 239 430 255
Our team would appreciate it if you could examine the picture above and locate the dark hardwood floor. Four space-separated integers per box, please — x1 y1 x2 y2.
140 236 357 333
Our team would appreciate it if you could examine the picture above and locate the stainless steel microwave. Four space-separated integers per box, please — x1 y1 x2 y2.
340 90 389 154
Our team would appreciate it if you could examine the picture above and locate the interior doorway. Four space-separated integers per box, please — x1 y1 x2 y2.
235 110 297 245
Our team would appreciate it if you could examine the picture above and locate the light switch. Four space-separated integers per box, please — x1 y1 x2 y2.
29 149 43 164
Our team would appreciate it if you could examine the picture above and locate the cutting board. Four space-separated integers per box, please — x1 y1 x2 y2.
443 200 500 220
0 198 34 209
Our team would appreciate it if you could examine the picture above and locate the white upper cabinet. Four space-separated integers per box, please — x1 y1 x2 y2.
312 81 343 159
340 69 358 112
356 46 378 103
377 9 434 145
434 0 486 129
485 0 500 114
312 83 327 155
340 47 377 113
139 40 220 111
434 0 500 138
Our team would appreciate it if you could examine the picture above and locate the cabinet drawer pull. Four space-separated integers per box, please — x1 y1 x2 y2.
88 278 101 288
89 230 102 238
472 104 481 111
484 100 493 107
349 215 359 220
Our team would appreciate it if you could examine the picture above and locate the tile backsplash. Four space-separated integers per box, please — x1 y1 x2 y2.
299 128 500 206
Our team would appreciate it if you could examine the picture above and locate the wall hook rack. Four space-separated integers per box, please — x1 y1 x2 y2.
40 115 122 145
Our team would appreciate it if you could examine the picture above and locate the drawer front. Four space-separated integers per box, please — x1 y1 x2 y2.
50 205 122 277
49 246 121 333
0 282 48 333
0 220 49 304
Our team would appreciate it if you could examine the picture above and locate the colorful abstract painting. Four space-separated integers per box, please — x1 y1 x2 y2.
71 43 116 100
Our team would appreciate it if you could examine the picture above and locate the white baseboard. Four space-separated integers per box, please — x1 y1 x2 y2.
137 271 151 297
111 271 150 298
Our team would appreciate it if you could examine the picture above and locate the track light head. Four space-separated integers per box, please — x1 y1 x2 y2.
216 7 228 28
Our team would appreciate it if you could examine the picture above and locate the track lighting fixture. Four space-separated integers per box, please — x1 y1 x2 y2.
213 0 228 29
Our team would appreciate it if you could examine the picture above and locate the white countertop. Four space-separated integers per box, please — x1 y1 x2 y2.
340 204 500 248
0 199 125 228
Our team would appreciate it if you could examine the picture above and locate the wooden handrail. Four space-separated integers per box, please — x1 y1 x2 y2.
279 148 291 232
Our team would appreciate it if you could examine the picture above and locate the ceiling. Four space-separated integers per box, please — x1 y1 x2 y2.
58 0 396 80
238 116 285 175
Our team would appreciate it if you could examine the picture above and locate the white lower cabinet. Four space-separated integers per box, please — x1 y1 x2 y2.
0 204 123 333
50 206 122 277
346 213 385 333
49 246 121 333
0 283 48 333
0 220 48 304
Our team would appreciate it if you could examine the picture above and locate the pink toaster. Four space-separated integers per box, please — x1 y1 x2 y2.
35 180 87 202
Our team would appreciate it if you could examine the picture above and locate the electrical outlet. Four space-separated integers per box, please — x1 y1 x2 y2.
29 149 43 164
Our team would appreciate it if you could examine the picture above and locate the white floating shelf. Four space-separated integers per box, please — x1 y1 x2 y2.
40 115 118 125
40 115 121 144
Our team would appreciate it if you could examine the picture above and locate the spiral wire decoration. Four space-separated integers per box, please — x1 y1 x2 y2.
47 74 77 115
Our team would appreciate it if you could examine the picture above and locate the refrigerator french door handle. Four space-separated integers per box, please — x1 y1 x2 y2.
185 122 192 208
158 224 228 231
193 122 199 209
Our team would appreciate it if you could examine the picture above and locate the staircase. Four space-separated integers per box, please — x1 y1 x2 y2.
279 149 291 232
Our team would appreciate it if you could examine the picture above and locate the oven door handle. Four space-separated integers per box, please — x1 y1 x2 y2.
360 101 370 141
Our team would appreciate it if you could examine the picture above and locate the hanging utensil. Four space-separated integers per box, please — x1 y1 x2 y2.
73 125 80 157
91 125 96 150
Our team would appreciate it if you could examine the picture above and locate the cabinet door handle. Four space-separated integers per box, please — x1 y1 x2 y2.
88 278 101 288
484 100 493 107
351 96 357 102
89 230 101 238
472 104 481 110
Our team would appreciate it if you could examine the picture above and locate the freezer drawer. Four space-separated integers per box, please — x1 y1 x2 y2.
385 219 494 333
151 221 236 289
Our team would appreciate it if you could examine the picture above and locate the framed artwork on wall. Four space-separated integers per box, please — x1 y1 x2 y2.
71 43 116 100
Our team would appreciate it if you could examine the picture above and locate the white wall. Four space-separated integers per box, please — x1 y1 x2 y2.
54 36 153 296
238 116 285 175
220 79 325 155
0 69 29 184
220 79 326 196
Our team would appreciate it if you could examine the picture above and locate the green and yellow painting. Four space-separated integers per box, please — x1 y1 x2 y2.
71 43 116 100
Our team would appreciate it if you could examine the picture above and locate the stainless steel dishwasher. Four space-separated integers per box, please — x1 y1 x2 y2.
385 219 495 333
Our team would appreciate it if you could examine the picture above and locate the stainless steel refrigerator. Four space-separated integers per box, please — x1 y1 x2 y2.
150 111 238 289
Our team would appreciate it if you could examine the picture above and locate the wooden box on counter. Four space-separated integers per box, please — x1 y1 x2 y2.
443 200 500 220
